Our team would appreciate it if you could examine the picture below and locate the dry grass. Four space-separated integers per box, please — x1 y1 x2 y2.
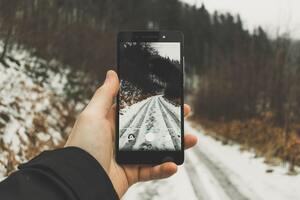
0 96 77 176
192 114 300 172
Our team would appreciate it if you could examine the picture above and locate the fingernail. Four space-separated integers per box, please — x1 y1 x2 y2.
105 70 113 83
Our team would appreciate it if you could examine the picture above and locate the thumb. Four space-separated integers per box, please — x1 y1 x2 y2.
85 70 119 117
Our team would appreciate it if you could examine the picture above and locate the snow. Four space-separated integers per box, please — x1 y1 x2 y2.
0 43 76 177
186 123 300 200
123 164 198 200
2 118 21 153
159 97 180 119
122 122 300 200
120 96 152 129
189 152 233 200
119 95 181 151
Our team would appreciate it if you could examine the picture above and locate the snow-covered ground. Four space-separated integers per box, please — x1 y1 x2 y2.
119 95 181 151
0 44 83 177
123 122 300 200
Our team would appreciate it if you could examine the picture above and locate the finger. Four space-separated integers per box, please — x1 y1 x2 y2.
184 134 198 149
107 104 117 141
184 104 191 118
85 70 119 117
107 104 116 123
138 162 177 182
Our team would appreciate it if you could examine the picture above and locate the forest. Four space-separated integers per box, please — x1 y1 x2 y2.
119 42 181 106
1 0 300 170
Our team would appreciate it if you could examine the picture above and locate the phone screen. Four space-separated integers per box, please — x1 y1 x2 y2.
118 41 182 152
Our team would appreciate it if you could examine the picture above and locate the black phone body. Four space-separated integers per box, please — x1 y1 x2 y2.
116 31 184 165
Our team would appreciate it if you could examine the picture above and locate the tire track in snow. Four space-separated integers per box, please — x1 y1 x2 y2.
190 146 250 200
184 157 208 200
136 97 170 151
157 98 181 150
158 97 180 127
122 98 154 150
120 98 151 138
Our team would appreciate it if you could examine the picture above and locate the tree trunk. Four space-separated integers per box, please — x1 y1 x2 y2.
0 25 13 61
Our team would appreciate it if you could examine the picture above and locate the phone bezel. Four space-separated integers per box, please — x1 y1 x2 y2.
116 31 184 165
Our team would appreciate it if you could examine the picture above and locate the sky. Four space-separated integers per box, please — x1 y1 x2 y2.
180 0 300 39
150 42 181 61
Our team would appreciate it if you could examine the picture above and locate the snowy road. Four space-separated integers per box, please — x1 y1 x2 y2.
119 95 181 151
184 143 251 200
123 123 300 200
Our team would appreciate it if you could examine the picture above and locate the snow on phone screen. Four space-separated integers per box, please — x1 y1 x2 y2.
119 42 182 151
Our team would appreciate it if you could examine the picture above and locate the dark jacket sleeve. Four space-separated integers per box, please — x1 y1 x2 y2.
0 147 119 200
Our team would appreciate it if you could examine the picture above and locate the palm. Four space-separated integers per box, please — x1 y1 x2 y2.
105 109 140 197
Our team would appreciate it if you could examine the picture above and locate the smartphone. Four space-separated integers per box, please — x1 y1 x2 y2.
116 31 184 164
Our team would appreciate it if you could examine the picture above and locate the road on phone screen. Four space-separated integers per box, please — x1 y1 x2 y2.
123 123 300 200
119 95 181 151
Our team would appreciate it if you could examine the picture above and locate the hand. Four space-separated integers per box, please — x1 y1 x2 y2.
65 70 198 198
